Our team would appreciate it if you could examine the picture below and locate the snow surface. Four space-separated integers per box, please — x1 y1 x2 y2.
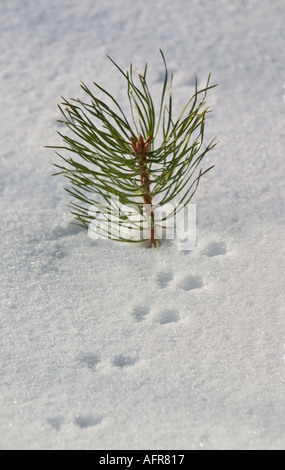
1 0 285 450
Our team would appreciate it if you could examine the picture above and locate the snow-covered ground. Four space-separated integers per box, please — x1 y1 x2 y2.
1 0 285 450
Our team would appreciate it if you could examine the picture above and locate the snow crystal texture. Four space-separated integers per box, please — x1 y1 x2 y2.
1 0 285 450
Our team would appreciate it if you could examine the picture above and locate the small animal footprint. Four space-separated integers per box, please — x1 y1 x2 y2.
47 416 64 431
156 271 173 288
203 241 227 257
132 305 150 322
74 414 102 429
180 275 203 291
112 355 138 368
77 353 100 370
158 309 179 324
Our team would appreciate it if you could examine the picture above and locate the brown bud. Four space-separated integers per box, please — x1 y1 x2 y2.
130 134 152 155
130 136 137 153
136 134 144 153
144 136 151 153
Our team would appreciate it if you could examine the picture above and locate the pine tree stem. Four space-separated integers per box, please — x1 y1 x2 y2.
150 210 155 247
131 134 156 247
139 160 155 247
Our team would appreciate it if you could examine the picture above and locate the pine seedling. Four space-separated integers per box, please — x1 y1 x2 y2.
48 51 217 247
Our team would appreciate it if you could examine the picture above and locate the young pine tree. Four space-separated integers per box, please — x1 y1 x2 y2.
48 51 217 247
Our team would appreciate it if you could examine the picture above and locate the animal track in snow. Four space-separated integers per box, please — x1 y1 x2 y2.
156 271 173 288
158 309 180 324
112 355 138 368
47 416 64 431
131 305 150 322
180 275 203 291
203 241 227 257
77 353 100 370
74 414 102 429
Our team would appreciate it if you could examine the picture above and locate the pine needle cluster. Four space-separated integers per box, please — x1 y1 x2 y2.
48 51 217 246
